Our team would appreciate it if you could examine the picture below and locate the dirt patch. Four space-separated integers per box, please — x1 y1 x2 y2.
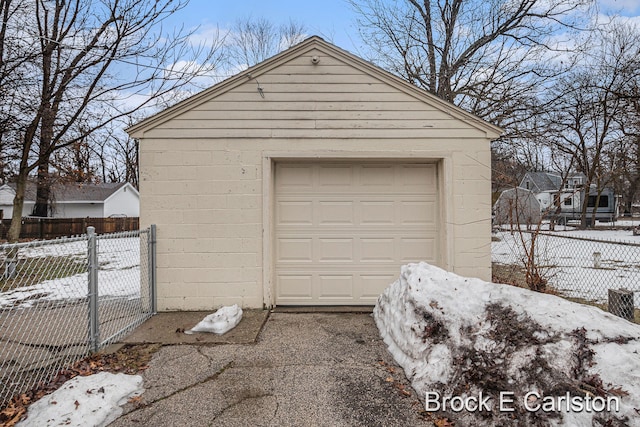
429 303 630 426
0 344 161 426
492 263 528 289
413 304 449 345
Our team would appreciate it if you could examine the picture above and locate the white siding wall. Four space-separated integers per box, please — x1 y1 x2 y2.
0 187 33 218
135 44 498 311
104 186 140 217
54 203 104 218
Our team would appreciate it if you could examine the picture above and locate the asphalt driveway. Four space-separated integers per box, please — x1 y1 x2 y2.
109 311 431 427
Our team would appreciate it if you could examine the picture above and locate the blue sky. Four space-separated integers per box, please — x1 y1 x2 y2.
162 0 640 60
166 0 361 52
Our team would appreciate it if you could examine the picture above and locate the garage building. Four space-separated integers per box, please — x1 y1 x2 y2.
127 36 502 310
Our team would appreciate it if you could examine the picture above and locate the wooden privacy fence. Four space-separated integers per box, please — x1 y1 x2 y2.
0 217 139 240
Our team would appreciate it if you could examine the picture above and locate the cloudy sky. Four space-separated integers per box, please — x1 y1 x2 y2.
167 0 640 55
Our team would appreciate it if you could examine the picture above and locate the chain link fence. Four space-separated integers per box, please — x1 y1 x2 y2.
0 225 156 407
492 229 639 322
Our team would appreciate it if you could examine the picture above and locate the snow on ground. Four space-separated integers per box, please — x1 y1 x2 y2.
546 228 640 243
0 237 141 309
185 304 243 335
375 262 640 426
16 372 143 427
492 230 640 305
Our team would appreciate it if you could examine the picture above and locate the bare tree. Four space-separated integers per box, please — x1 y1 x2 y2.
542 20 635 228
608 24 640 215
2 0 224 241
349 0 593 124
227 16 306 69
0 0 37 184
95 120 140 189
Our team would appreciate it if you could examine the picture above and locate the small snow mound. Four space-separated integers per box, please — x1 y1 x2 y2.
374 262 640 427
185 304 243 335
18 372 143 427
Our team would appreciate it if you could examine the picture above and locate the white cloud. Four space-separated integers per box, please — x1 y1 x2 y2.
185 24 228 49
598 0 640 16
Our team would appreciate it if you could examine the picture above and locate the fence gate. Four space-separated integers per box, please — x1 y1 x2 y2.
0 225 156 407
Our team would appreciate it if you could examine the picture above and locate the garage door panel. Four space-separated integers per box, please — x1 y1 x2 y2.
318 238 354 262
277 238 313 262
361 238 395 261
278 275 314 299
400 237 436 262
360 165 395 188
277 271 403 304
318 201 355 224
277 165 314 192
399 200 437 225
319 275 355 298
275 162 438 305
400 164 437 191
361 201 395 224
277 201 313 225
317 165 354 188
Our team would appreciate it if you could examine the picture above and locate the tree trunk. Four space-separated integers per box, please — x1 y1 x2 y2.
33 104 55 217
580 187 589 229
32 160 51 217
7 172 28 242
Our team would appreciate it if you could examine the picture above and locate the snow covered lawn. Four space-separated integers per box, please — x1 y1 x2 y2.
375 262 640 426
492 230 640 305
0 237 141 309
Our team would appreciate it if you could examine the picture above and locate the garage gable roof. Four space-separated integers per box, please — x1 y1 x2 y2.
127 36 503 139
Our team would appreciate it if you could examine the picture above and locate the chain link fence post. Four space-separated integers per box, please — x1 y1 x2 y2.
149 224 157 314
87 226 99 352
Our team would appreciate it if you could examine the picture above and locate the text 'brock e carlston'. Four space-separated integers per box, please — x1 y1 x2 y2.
425 391 620 414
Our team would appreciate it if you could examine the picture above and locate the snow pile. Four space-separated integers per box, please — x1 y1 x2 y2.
17 372 143 427
185 304 243 335
374 262 640 426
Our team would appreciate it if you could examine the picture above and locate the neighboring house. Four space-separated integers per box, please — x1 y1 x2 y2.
493 187 541 225
127 36 503 310
0 182 139 219
520 171 563 212
517 171 615 223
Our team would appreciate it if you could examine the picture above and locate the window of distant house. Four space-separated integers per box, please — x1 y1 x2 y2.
587 195 609 208
564 197 572 206
526 182 530 189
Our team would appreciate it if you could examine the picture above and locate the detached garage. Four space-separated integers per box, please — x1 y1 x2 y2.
127 36 502 310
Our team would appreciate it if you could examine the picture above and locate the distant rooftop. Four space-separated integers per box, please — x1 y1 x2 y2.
5 182 130 202
521 172 562 192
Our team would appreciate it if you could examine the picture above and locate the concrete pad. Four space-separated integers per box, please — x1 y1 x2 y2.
120 309 269 345
110 313 431 427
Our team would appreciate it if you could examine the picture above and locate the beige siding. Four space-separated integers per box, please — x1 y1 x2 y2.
143 48 484 141
135 39 499 311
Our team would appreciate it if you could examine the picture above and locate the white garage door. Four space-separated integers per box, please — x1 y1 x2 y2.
274 162 439 305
